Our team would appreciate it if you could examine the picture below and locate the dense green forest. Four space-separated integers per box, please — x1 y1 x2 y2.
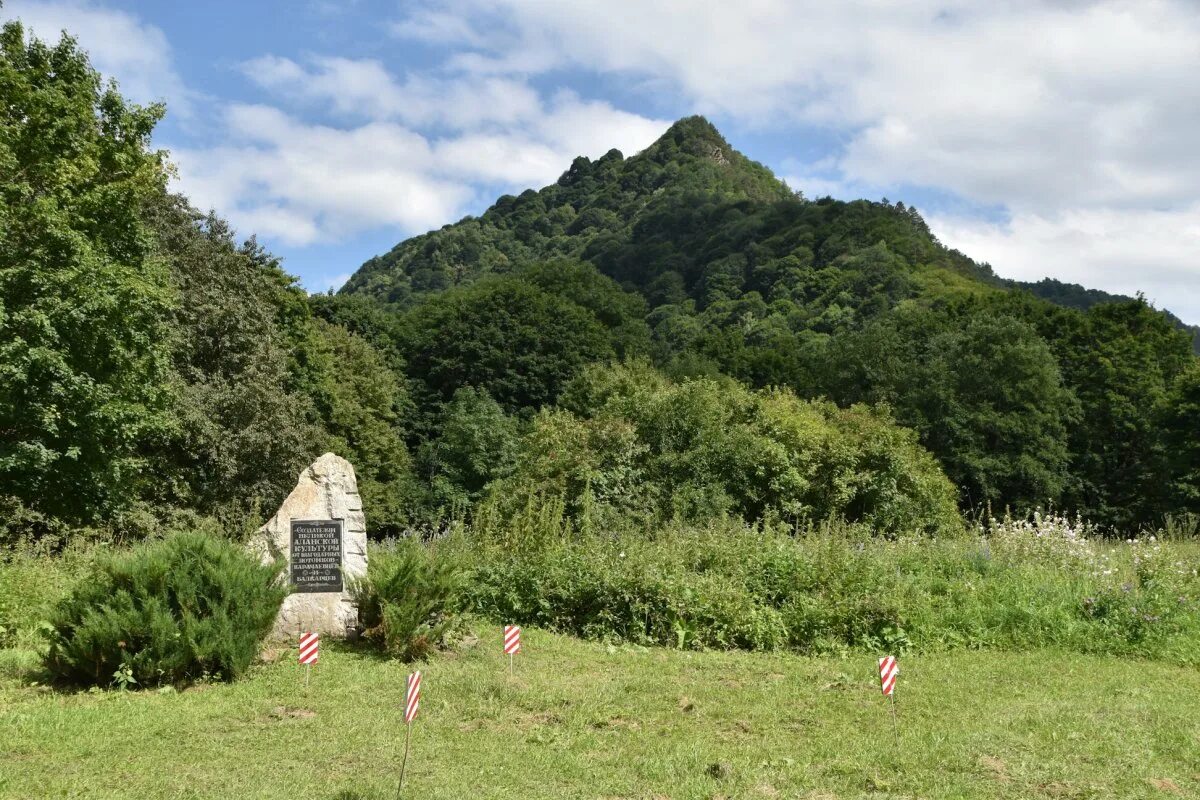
340 116 1199 530
2 21 1197 548
1015 277 1199 348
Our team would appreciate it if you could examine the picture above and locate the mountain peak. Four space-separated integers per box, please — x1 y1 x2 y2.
643 115 734 165
344 114 793 300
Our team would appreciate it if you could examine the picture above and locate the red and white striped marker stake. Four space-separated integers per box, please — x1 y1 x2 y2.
396 670 421 798
299 631 319 689
878 655 899 741
503 625 521 676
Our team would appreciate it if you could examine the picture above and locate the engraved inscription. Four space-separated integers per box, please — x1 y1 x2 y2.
290 519 344 593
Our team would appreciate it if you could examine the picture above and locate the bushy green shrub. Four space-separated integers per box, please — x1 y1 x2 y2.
488 362 962 535
353 538 461 661
43 533 286 688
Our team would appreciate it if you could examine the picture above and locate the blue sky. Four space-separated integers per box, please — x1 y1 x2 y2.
4 0 1198 322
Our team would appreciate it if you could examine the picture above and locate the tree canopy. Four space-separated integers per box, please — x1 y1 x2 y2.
1 24 174 522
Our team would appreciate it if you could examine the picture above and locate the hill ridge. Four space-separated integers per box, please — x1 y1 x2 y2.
341 115 1197 355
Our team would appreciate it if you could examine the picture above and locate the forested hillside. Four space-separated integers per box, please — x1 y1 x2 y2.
1016 277 1200 351
2 23 1197 549
340 116 1199 530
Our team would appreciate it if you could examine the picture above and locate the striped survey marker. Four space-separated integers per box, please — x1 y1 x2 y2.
878 655 898 695
397 670 422 792
504 625 521 675
878 655 900 740
404 670 421 723
298 632 319 665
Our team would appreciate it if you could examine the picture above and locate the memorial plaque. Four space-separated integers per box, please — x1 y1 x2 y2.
290 519 344 593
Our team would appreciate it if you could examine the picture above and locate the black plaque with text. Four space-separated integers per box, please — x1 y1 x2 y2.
290 519 344 593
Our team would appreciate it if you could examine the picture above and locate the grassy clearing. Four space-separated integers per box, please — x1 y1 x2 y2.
3 627 1199 799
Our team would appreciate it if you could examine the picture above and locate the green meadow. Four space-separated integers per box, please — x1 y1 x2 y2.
3 629 1199 800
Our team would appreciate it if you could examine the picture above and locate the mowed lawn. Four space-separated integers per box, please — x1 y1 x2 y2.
2 629 1199 799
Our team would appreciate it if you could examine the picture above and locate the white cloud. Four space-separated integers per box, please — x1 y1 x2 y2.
170 94 669 246
931 207 1200 323
388 8 485 47
392 0 1200 211
171 105 470 246
240 55 543 128
780 157 880 203
3 0 190 113
11 1 1192 320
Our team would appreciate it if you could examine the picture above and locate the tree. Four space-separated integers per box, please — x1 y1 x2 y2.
504 362 962 535
919 316 1076 510
1058 300 1194 527
417 387 520 510
142 197 318 526
0 23 174 521
1159 360 1200 513
517 260 651 359
815 310 1077 512
303 319 416 536
398 276 616 417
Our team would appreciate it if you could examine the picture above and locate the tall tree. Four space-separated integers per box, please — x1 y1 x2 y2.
1057 300 1193 527
1159 361 1200 513
397 276 618 418
0 23 174 521
145 196 321 528
918 316 1076 510
816 309 1077 512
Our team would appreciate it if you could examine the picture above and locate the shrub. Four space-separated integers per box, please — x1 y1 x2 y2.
984 510 1098 569
353 538 461 661
43 533 286 688
494 362 963 536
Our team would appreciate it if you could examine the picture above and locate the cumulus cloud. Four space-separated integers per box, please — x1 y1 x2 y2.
931 207 1200 323
4 4 669 251
171 106 470 246
9 1 1195 318
240 55 544 128
392 0 1200 211
3 0 190 113
172 93 668 246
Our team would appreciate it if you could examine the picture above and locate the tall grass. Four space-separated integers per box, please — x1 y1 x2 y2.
432 510 1200 663
5 506 1198 671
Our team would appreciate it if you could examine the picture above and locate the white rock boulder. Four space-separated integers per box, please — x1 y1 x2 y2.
248 452 367 640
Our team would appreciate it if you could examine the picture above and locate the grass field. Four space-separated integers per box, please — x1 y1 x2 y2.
3 627 1199 799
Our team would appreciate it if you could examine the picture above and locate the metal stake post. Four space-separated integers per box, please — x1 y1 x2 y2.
396 722 412 799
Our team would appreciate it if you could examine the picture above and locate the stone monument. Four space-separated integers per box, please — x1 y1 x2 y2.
248 452 367 640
